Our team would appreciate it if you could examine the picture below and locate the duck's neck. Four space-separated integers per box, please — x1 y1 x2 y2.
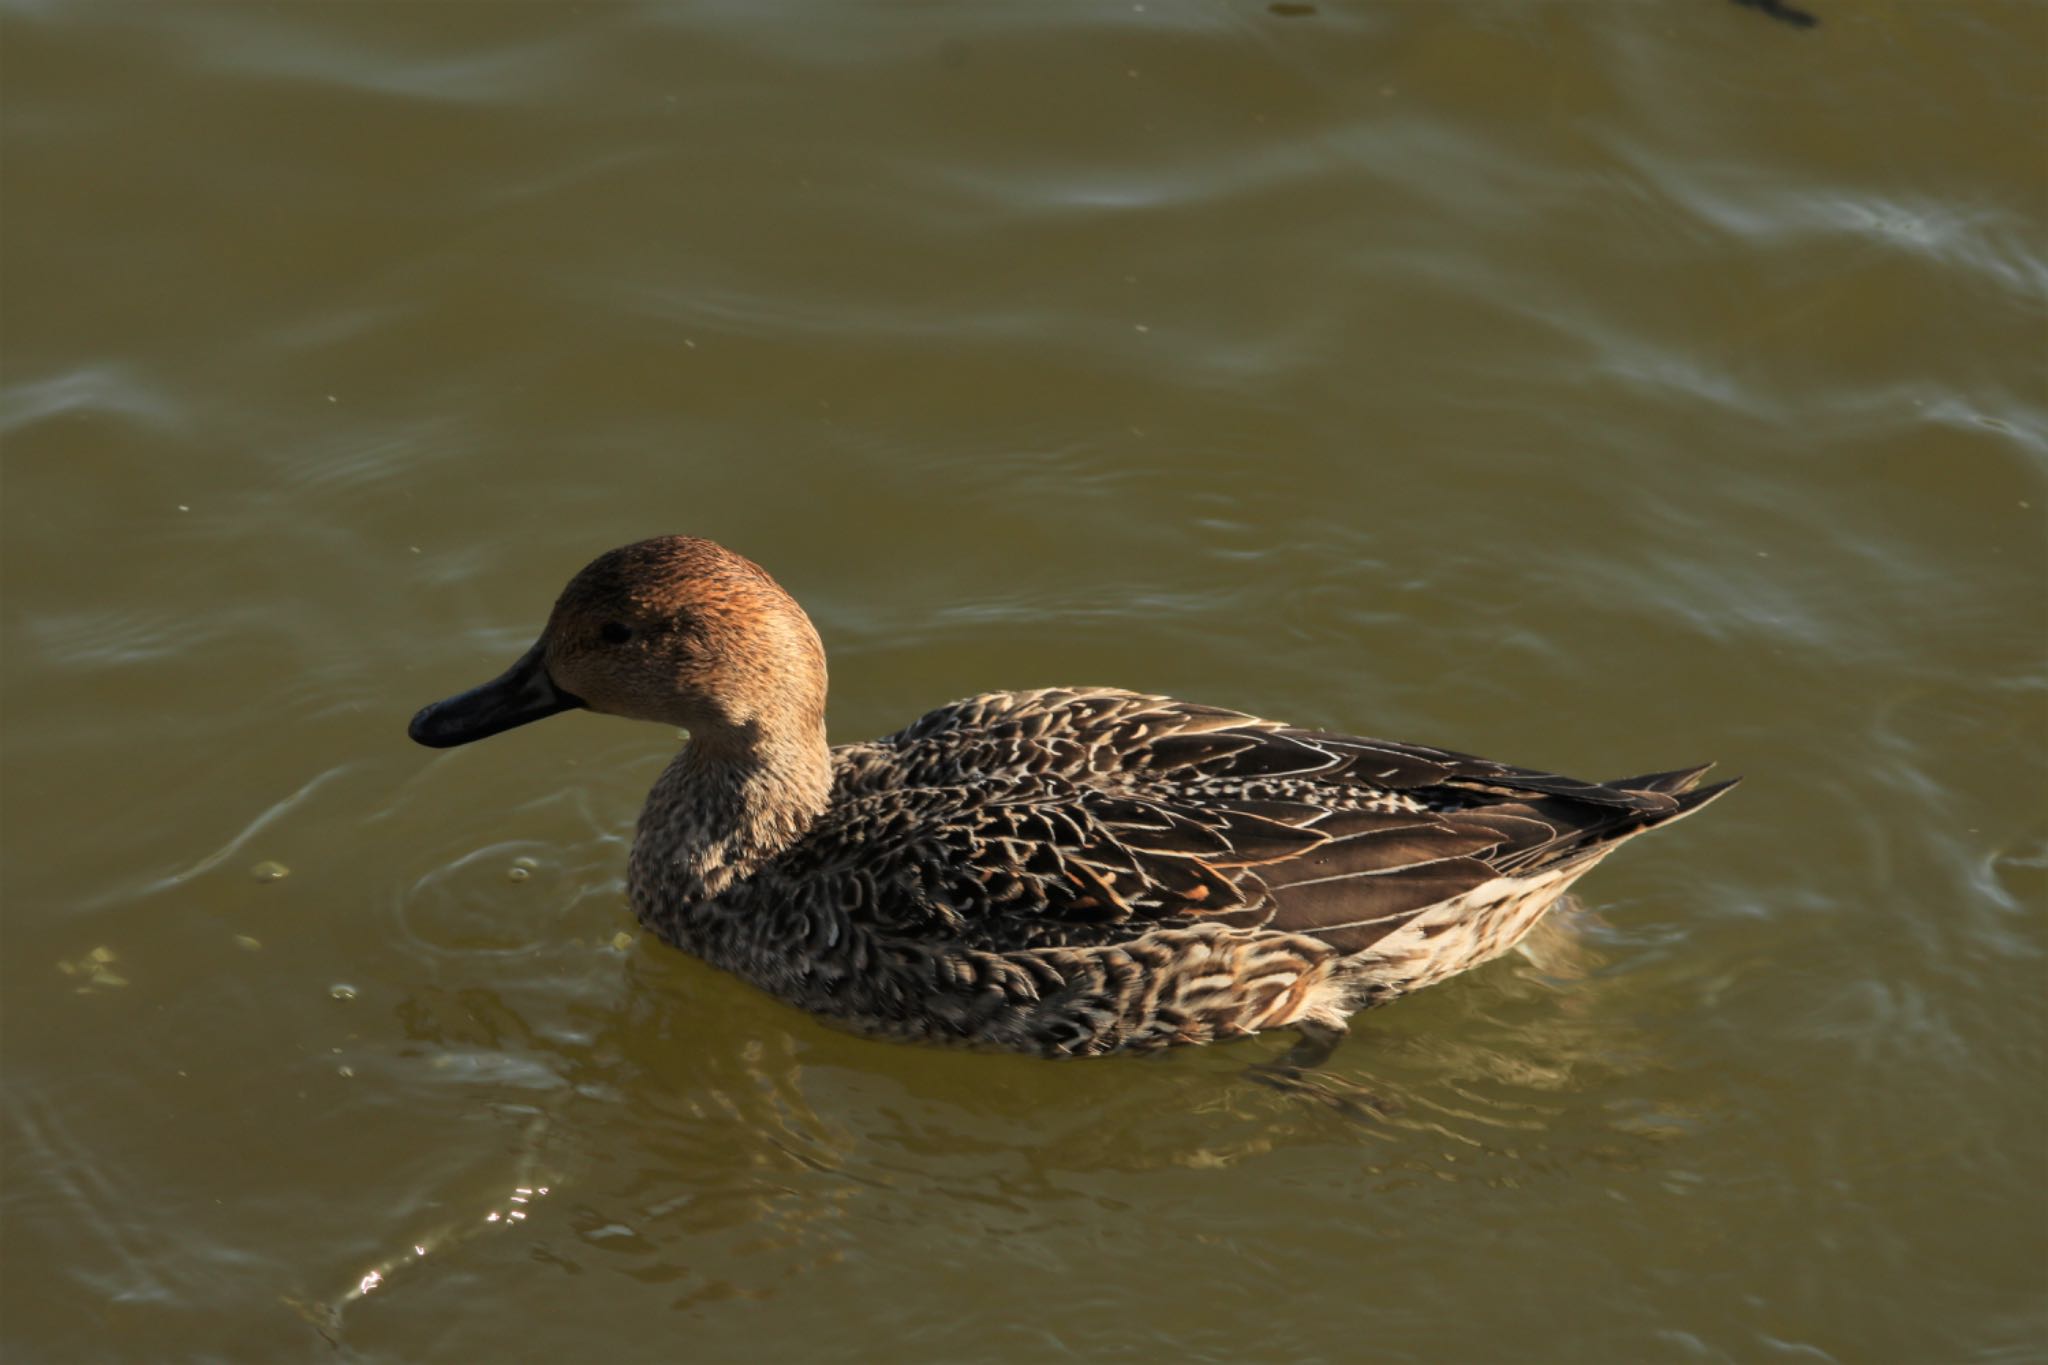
629 711 833 910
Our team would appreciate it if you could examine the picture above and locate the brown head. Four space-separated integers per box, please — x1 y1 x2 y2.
408 537 827 751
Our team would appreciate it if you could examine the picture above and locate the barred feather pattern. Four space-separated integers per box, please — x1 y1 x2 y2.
630 686 1734 1057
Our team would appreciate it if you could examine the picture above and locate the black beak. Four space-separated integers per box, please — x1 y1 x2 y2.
408 639 584 749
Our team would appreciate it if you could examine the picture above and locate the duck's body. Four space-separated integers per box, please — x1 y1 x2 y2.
411 537 1735 1059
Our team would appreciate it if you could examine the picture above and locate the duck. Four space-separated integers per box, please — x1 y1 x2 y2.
409 536 1736 1062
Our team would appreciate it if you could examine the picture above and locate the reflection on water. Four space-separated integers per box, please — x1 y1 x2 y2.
3 1 2043 1361
283 901 1728 1346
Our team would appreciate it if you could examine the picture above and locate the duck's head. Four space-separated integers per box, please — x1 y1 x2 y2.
408 536 827 752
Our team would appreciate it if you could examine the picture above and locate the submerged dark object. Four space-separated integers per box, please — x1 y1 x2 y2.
1730 0 1819 28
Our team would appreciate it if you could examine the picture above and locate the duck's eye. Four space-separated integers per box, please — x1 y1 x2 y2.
599 622 634 646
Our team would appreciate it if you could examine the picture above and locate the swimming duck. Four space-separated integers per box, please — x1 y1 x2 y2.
409 536 1735 1061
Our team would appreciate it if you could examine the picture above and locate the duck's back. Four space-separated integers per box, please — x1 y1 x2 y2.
788 688 1729 962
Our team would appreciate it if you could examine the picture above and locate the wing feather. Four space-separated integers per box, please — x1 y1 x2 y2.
804 688 1714 955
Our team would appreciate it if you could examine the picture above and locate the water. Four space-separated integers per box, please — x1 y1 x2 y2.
3 3 2043 1361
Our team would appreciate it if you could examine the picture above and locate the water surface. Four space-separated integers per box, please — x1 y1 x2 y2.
3 3 2044 1361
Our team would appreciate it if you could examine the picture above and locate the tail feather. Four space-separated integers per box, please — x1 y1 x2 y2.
1502 771 1739 876
1604 762 1717 796
1667 776 1741 819
1609 773 1740 834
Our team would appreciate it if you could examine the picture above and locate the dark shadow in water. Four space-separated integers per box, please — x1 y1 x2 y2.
1729 0 1819 29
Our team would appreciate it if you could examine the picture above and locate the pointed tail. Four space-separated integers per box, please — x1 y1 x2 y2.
1603 763 1741 827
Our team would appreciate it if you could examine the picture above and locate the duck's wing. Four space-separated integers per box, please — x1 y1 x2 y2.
853 688 1673 809
786 774 1310 949
812 689 1730 955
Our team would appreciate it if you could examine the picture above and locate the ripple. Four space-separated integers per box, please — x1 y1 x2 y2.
18 605 208 670
0 366 187 436
392 833 621 961
1606 132 2048 300
4 1083 177 1304
158 9 607 108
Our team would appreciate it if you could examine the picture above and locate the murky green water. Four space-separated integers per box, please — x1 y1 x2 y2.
4 3 2044 1361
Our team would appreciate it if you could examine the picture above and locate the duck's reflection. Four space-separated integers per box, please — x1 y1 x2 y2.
305 897 1704 1338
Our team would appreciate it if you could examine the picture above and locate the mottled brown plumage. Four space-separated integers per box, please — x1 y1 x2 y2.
410 536 1737 1059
